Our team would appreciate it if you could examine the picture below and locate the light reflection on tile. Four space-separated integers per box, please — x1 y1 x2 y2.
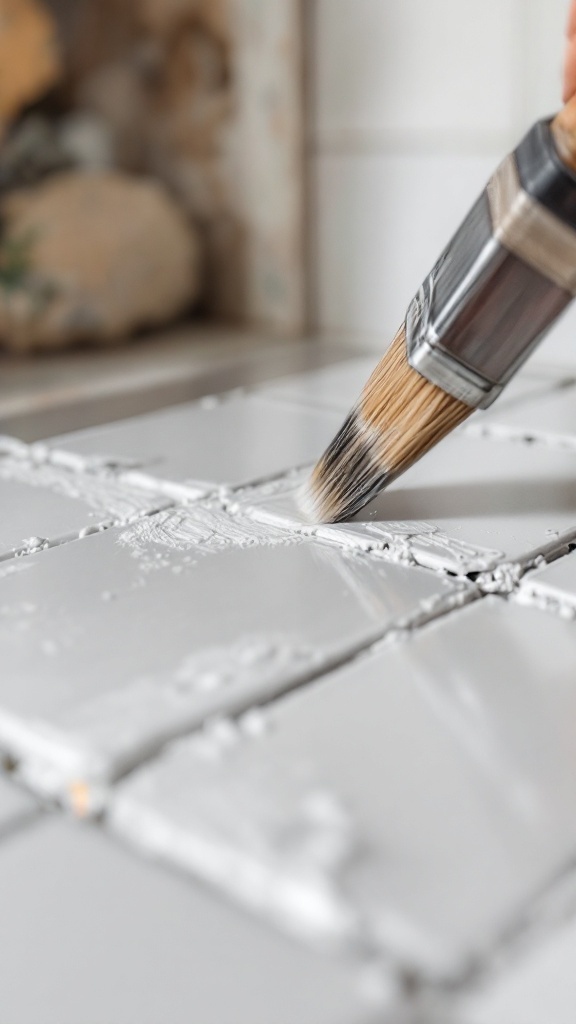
112 600 576 980
0 512 457 801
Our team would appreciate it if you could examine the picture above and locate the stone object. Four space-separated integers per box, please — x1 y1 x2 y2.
0 0 61 137
0 171 201 351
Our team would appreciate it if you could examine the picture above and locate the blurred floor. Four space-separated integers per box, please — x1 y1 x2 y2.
0 324 364 441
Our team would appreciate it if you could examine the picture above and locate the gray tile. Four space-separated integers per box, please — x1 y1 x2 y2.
0 505 456 803
0 454 166 560
0 817 382 1024
458 916 576 1024
112 600 576 980
242 434 576 574
43 394 343 496
519 551 576 615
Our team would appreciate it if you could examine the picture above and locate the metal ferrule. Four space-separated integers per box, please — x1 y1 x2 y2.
406 119 576 408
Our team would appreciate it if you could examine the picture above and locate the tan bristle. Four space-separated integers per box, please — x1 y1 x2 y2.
361 328 471 476
304 326 473 523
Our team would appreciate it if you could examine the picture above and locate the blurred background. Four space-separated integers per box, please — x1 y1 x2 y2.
0 0 573 432
308 0 573 360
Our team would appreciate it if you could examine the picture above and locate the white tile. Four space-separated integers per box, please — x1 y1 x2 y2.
313 0 518 143
44 394 343 496
111 599 576 979
460 915 576 1024
0 817 380 1024
0 454 165 560
256 358 378 413
519 550 576 613
0 507 454 802
314 153 497 339
467 381 576 443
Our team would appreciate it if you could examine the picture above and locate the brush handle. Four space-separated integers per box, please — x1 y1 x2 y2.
406 113 576 409
552 96 576 172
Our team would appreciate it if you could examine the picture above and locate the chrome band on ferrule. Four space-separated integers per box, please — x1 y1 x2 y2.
488 154 576 294
405 118 576 410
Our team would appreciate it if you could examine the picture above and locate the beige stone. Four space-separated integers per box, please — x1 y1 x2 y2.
0 171 201 351
0 0 61 135
137 0 231 45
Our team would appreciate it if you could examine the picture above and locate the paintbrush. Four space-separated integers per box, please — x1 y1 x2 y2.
305 96 576 523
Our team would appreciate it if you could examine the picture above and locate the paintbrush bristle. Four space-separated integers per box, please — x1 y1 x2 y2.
303 327 472 523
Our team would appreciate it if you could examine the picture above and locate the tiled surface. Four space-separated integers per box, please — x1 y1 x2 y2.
467 382 576 443
256 359 565 420
255 357 378 412
0 452 164 560
0 508 455 800
239 431 576 574
1 359 576 1020
519 550 576 613
45 394 343 496
0 817 381 1024
111 599 576 981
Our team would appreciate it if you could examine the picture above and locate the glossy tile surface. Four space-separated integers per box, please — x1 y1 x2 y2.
45 394 343 495
111 600 576 979
0 817 379 1024
0 455 163 560
0 509 454 798
256 358 377 412
466 381 576 443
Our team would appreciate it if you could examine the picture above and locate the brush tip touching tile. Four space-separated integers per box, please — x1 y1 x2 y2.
307 330 473 523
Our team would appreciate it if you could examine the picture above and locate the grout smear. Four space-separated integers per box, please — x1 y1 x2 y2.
0 453 167 523
118 501 300 561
